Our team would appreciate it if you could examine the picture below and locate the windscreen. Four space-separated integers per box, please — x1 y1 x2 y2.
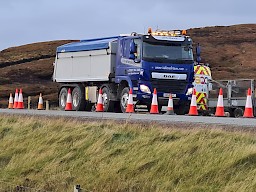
142 42 193 64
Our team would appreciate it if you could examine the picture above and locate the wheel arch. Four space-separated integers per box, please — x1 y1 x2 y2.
58 83 88 111
100 83 118 101
58 83 85 95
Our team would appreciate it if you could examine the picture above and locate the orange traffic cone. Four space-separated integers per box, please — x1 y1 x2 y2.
65 88 72 111
188 88 198 116
38 93 44 110
166 93 175 115
215 88 225 117
8 93 14 109
126 88 134 113
17 89 24 109
13 89 19 109
243 88 254 118
150 88 159 114
96 88 104 112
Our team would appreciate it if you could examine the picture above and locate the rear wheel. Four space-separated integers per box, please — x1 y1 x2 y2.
102 86 114 112
59 87 68 110
72 86 85 111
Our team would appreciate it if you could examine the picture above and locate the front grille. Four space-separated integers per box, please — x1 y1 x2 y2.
151 79 187 93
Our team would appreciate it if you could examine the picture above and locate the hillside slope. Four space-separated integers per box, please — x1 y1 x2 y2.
0 40 75 107
0 24 255 107
188 24 256 79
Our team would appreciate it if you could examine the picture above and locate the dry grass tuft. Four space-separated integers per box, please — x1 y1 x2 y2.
0 115 256 191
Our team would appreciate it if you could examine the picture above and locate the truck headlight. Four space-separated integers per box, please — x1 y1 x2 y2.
140 84 151 94
186 88 193 95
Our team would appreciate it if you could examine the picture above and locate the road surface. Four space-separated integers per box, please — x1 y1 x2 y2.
0 109 255 128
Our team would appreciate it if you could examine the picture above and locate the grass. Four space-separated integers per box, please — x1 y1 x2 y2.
0 115 256 191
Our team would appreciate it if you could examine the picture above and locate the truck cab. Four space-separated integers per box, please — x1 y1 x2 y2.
115 30 194 114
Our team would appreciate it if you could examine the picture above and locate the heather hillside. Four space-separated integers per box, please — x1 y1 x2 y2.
0 24 255 107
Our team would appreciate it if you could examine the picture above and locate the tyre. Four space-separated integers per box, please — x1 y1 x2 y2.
120 87 130 113
102 86 114 112
72 86 85 111
233 107 244 118
59 87 68 111
175 101 190 115
91 104 96 112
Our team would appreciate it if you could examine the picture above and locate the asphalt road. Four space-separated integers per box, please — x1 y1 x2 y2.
0 109 255 128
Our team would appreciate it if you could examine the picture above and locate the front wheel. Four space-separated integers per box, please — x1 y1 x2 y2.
59 87 68 111
120 87 130 113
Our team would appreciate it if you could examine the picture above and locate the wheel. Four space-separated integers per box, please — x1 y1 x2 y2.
174 101 190 115
72 86 85 111
233 107 244 118
102 86 114 112
120 87 130 113
59 87 68 110
91 104 96 112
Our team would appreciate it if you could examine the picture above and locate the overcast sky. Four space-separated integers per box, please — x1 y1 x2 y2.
0 0 255 51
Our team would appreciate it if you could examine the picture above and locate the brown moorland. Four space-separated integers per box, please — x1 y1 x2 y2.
0 24 255 107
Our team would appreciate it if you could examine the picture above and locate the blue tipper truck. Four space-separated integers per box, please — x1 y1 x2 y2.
53 28 194 114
